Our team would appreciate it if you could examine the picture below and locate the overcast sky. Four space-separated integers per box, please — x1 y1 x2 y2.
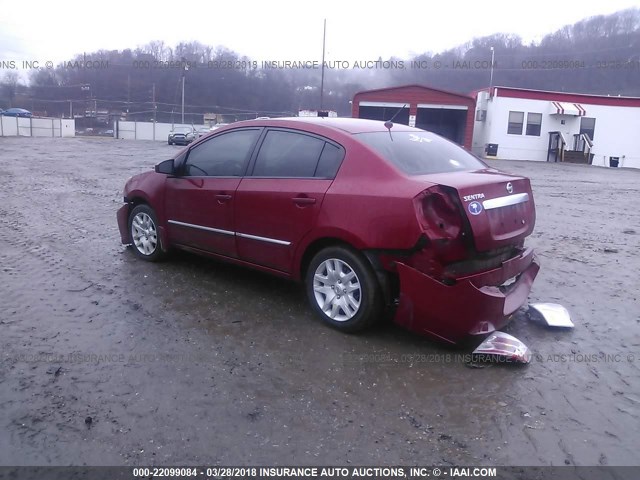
1 0 638 66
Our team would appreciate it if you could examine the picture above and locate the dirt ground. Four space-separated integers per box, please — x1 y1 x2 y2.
0 137 638 467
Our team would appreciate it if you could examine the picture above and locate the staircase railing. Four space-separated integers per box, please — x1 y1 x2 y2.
547 131 568 162
573 133 594 163
558 132 567 162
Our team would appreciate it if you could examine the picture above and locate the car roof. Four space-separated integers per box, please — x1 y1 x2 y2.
229 117 420 135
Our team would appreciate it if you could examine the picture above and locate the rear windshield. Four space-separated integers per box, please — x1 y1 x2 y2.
357 131 486 175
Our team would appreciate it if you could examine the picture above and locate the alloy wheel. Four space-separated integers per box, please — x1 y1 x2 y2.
313 258 361 321
131 212 158 256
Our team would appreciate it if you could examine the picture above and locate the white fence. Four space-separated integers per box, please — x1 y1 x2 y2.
116 120 207 141
0 116 75 137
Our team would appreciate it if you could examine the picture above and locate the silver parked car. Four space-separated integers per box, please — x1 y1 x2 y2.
195 126 211 139
168 126 196 145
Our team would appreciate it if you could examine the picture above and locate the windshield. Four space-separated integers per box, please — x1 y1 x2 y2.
173 127 192 133
357 131 486 175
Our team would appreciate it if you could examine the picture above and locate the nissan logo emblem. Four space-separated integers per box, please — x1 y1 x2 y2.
506 182 513 194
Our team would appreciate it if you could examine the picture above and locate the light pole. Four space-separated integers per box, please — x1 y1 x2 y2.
489 47 495 90
152 83 157 124
181 74 185 124
320 19 326 111
181 59 189 124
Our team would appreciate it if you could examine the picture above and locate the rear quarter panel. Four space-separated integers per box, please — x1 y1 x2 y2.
300 142 430 254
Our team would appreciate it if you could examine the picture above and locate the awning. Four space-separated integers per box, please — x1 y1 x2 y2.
550 101 586 116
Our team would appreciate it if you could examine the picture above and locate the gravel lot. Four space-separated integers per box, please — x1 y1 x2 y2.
0 137 638 466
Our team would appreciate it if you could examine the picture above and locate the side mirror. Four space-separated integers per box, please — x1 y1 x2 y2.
155 159 175 175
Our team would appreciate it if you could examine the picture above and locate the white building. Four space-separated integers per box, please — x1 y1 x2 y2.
298 109 338 118
472 86 640 169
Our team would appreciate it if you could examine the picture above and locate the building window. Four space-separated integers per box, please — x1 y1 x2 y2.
507 111 524 135
526 113 542 136
580 117 596 141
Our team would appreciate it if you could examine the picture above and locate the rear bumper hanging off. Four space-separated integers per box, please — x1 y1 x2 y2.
393 247 540 344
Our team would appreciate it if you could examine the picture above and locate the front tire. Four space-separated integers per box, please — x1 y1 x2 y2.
306 246 382 333
128 204 166 262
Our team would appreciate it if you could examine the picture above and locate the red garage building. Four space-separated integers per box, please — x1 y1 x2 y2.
351 84 476 149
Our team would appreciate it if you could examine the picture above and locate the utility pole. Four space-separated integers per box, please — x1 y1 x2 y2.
320 19 326 111
152 83 157 140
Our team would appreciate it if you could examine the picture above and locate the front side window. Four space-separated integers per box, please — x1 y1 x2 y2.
183 129 260 176
507 111 524 135
525 113 542 136
252 130 325 177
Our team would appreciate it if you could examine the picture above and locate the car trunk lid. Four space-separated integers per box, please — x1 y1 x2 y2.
414 169 535 252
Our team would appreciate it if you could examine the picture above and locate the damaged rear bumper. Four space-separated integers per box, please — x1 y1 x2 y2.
393 247 539 344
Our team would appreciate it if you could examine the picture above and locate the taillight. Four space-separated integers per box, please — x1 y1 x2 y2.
413 186 469 263
414 186 463 239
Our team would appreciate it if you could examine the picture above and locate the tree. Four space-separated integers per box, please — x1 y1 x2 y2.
2 71 20 108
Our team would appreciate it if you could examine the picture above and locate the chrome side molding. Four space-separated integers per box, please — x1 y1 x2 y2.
168 219 291 246
168 220 234 237
236 232 291 246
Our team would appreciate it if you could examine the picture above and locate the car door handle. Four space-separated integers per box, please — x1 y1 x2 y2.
216 194 232 202
292 196 316 206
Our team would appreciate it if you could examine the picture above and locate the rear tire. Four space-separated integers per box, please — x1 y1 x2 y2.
306 246 382 333
128 204 166 262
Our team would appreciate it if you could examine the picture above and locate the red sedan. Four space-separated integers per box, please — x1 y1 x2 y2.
117 117 539 344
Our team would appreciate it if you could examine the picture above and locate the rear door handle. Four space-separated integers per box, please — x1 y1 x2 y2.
292 196 316 206
216 194 232 202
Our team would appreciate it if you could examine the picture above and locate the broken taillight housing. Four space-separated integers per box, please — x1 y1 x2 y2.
413 186 470 264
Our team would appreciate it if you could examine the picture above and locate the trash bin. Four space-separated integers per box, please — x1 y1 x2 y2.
486 143 498 157
610 157 619 168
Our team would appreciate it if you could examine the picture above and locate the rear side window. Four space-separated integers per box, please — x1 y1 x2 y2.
252 130 341 178
315 143 343 178
357 131 485 175
184 129 260 177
